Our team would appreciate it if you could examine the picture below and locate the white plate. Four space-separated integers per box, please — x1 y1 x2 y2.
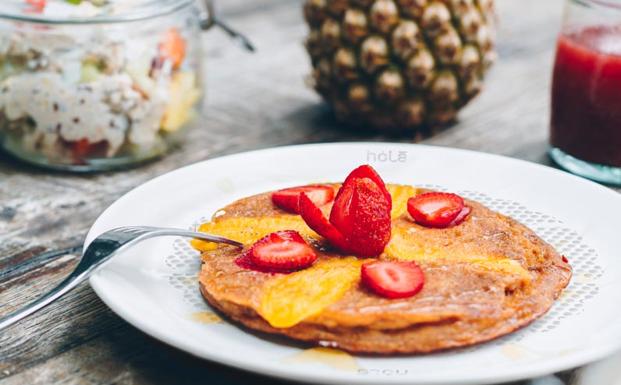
87 143 621 385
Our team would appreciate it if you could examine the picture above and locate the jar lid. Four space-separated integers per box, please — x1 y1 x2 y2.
0 0 195 24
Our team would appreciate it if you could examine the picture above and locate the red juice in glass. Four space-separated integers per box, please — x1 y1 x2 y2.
551 26 621 168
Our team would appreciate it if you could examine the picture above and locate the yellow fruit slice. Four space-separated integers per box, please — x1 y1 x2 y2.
385 228 531 282
258 258 363 328
387 184 418 219
161 72 201 132
191 216 318 252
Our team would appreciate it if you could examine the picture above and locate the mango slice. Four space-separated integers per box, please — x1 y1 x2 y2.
385 228 531 282
386 184 418 219
191 216 318 252
258 258 363 328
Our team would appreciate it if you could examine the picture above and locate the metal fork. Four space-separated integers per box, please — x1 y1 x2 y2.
0 226 243 332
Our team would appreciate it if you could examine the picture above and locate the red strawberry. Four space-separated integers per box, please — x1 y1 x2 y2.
332 178 391 257
449 206 471 227
328 180 355 236
299 193 349 251
339 165 392 210
244 230 317 272
361 260 425 299
298 165 392 257
407 192 466 228
272 185 334 214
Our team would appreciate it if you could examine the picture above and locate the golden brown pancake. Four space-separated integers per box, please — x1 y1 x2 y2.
194 185 572 354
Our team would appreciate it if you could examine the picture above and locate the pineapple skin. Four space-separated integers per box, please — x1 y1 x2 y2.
303 0 496 132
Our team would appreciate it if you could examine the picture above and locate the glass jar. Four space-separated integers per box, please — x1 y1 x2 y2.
0 0 245 172
550 0 621 185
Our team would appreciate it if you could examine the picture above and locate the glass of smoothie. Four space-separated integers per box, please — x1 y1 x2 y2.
550 0 621 185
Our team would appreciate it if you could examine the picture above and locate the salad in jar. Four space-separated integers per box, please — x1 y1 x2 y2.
0 0 202 170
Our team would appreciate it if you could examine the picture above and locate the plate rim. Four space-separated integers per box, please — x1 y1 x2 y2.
87 142 621 385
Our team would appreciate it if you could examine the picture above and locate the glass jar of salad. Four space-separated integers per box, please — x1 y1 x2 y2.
0 0 249 171
550 0 621 185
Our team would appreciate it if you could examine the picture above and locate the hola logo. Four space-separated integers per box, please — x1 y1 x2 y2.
366 150 408 163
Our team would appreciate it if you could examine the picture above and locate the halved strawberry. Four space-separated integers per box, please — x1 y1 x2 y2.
407 192 465 228
299 193 349 251
330 165 392 257
245 230 317 272
272 185 334 214
297 165 392 257
333 178 391 257
361 260 425 299
339 165 392 210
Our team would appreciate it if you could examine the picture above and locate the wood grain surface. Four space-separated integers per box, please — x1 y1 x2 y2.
0 0 618 384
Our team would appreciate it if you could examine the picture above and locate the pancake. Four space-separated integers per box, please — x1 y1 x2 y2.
195 184 572 354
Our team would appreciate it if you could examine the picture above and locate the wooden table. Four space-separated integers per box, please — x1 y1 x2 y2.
1 0 619 384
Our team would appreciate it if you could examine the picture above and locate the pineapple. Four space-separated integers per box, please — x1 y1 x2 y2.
303 0 496 132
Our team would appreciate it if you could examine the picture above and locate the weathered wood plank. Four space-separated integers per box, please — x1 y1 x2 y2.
0 0 618 384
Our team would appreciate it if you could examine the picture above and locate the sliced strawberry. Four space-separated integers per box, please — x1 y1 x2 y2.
299 193 349 251
562 255 569 264
448 206 471 227
272 185 334 214
335 178 391 257
235 245 306 274
339 165 392 210
245 230 317 272
361 260 425 299
235 248 277 273
328 181 355 236
407 192 465 228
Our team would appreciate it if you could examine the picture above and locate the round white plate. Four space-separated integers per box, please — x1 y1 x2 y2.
87 143 621 385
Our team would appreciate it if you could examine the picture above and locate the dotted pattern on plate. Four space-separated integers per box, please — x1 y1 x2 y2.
163 188 603 347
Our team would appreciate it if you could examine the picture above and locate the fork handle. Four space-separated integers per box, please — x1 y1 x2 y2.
0 229 242 332
0 264 92 331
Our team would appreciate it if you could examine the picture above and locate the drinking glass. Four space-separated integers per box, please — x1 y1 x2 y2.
550 0 621 185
